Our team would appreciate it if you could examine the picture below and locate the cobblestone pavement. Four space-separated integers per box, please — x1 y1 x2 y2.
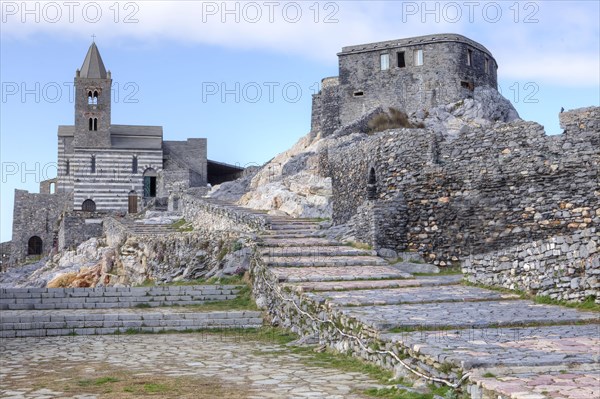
270 265 411 282
471 367 600 399
308 285 519 306
383 324 600 368
0 334 380 399
338 300 599 329
284 275 463 292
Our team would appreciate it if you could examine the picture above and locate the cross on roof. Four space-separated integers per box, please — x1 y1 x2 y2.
91 34 96 43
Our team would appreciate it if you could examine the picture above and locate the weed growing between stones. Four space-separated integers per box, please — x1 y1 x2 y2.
463 281 600 312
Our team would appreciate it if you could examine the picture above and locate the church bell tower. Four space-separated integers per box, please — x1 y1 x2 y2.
73 42 112 148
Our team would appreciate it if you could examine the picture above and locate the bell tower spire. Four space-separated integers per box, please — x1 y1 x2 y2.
73 42 112 148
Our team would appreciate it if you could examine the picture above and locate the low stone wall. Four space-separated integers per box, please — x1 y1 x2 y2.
0 285 241 310
1 309 263 338
463 228 599 302
58 212 104 251
180 195 270 233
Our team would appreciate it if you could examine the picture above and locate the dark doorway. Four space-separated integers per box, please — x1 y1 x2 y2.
143 168 157 198
28 236 43 255
82 199 96 212
143 176 156 197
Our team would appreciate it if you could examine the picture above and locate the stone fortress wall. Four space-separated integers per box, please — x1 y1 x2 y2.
323 107 599 265
312 34 498 137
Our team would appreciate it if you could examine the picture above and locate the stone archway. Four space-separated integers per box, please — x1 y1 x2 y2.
143 168 157 198
82 199 96 212
27 236 43 255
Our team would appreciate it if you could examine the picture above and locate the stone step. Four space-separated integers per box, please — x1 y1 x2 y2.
261 230 324 238
0 309 264 338
284 275 463 292
382 324 600 369
0 285 242 310
259 246 377 258
307 285 520 307
470 365 600 399
268 225 320 232
339 300 599 331
270 265 412 283
259 238 340 247
263 255 388 268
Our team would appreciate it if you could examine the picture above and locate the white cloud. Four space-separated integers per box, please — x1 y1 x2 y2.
2 1 598 85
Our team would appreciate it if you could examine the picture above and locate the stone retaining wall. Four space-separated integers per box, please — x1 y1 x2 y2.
463 228 600 302
180 196 270 233
1 309 263 338
58 212 104 251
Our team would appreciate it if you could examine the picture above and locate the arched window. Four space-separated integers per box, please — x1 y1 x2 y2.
89 118 93 131
27 236 43 255
82 199 96 212
91 155 96 174
65 159 70 175
132 156 138 174
93 118 98 131
87 90 98 105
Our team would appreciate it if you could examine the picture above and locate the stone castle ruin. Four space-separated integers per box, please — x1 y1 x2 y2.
7 43 244 266
312 34 499 136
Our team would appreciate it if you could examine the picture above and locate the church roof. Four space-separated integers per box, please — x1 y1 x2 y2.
80 42 107 79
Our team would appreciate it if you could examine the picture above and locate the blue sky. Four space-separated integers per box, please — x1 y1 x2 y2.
1 0 599 241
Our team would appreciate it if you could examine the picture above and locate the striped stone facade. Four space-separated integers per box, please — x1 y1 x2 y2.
8 42 211 265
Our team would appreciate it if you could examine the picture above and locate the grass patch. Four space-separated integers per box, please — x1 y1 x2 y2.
364 387 431 399
167 275 246 286
482 372 496 378
534 295 599 312
344 241 373 250
301 217 330 222
412 265 462 277
25 362 250 398
363 384 458 399
181 284 257 311
171 218 194 232
77 376 120 387
368 108 425 134
463 281 599 312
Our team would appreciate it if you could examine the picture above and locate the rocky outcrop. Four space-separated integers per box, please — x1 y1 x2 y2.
211 132 333 219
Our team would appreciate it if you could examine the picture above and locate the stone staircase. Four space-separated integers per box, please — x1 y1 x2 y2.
254 213 600 399
0 285 263 338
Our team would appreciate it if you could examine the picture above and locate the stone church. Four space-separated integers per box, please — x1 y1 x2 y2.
8 42 243 265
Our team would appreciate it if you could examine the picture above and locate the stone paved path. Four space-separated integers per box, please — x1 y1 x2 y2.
0 334 380 399
255 212 600 399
